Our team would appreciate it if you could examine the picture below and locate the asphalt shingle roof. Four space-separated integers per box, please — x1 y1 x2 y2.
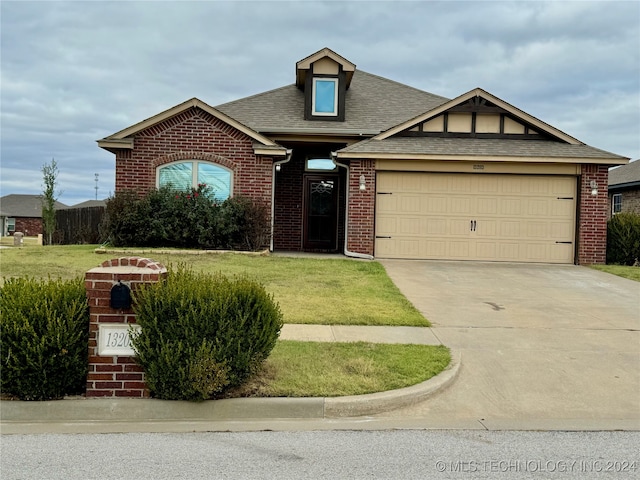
338 136 627 160
0 194 68 218
216 70 450 135
608 159 640 187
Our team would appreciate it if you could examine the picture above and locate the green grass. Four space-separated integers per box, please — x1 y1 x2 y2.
590 264 640 282
232 341 450 397
0 245 427 326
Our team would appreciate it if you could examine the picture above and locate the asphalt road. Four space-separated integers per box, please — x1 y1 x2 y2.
2 430 638 479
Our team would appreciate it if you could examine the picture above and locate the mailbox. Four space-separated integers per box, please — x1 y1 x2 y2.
110 281 132 309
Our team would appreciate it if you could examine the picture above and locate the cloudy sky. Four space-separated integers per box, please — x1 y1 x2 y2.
1 0 639 205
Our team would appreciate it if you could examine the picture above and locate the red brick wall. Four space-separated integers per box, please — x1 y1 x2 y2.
114 107 273 206
273 154 304 251
14 217 42 236
85 257 166 398
578 164 609 265
346 159 375 255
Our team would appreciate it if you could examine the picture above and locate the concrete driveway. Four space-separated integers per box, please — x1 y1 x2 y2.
377 261 640 429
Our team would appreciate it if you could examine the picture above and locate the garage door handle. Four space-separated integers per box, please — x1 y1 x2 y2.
557 197 574 200
470 220 477 232
377 192 393 195
555 241 573 244
376 236 392 239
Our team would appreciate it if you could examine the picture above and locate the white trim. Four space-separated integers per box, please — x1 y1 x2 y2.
612 193 622 214
156 160 234 200
312 78 338 116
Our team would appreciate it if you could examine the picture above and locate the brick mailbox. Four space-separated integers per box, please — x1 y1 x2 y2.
85 257 166 398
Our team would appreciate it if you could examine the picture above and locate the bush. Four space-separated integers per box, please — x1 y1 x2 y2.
101 186 269 251
131 267 283 401
607 213 640 265
0 277 89 400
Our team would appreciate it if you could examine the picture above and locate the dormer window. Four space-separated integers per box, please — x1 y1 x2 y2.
296 48 355 122
312 78 338 116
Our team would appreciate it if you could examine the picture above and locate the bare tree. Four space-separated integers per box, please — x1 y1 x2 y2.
41 158 60 245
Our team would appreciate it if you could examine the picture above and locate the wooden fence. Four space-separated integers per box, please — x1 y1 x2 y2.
54 206 105 244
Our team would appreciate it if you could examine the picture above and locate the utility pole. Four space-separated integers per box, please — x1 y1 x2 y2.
94 173 99 200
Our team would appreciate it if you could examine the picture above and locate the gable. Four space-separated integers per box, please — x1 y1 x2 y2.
97 98 285 156
376 88 581 145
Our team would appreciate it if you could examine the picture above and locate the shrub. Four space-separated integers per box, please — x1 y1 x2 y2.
0 277 89 400
607 213 640 265
131 267 283 401
101 186 268 250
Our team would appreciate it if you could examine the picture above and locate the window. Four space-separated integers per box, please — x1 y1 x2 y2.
612 193 622 214
312 78 338 116
157 161 232 201
7 218 15 232
306 158 337 171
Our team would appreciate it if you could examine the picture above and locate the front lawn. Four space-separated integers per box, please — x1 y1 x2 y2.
590 264 640 282
0 245 427 326
231 341 450 397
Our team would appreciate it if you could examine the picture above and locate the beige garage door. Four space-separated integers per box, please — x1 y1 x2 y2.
375 172 577 263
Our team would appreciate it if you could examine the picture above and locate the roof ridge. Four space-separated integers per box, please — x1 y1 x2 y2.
355 70 450 102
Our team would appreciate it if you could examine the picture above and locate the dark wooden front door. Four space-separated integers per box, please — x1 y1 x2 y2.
303 175 339 251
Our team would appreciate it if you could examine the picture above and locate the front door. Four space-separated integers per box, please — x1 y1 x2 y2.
303 175 339 251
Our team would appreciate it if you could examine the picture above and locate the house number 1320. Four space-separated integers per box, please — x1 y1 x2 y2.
105 331 131 348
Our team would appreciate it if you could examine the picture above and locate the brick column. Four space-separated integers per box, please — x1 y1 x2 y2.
578 164 609 265
347 159 376 255
85 257 166 398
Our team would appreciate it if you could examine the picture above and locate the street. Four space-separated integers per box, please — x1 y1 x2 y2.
2 430 638 479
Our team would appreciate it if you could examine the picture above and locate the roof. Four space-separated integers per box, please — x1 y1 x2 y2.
337 137 628 163
60 200 107 209
609 159 640 189
0 194 68 218
375 88 582 145
216 70 450 136
98 98 286 154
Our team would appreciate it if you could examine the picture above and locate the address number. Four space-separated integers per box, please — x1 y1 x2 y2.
98 324 141 356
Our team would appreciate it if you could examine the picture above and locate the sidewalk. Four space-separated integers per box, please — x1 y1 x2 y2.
0 325 460 434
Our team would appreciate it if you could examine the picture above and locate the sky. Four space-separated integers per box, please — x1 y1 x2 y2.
1 0 639 206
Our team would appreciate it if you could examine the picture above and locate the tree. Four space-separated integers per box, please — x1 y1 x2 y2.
41 158 60 245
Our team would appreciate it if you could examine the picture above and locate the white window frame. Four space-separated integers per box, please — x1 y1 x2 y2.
156 161 233 200
612 193 622 214
6 218 15 233
311 78 338 116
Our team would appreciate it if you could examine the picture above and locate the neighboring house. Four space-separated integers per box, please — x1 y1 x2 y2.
0 194 68 236
608 160 640 218
98 48 628 265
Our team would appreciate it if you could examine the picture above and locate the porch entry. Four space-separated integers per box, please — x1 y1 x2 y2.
303 175 339 251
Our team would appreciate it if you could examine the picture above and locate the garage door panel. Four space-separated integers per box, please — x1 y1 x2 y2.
376 172 576 263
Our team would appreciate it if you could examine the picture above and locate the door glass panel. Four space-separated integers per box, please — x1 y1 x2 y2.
307 179 336 245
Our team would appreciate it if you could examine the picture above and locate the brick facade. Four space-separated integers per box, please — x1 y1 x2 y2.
13 217 42 236
85 257 167 398
345 159 375 255
577 164 609 265
608 189 640 218
114 107 273 207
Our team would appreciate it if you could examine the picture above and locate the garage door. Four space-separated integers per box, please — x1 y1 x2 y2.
375 172 576 263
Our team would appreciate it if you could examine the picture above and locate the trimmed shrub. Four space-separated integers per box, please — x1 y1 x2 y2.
131 267 283 401
607 213 640 265
0 277 89 400
101 186 269 250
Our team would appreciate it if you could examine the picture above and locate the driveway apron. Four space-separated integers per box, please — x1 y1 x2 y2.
378 260 640 428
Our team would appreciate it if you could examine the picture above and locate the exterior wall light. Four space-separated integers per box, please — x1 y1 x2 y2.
359 174 366 191
275 164 281 172
590 180 598 196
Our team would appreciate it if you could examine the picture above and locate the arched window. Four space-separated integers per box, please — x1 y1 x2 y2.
157 161 232 201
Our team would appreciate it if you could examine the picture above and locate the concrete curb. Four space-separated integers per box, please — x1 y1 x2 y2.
324 350 461 417
0 351 460 426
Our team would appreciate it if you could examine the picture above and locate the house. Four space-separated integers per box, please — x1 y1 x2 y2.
608 160 640 217
0 194 68 236
98 48 628 264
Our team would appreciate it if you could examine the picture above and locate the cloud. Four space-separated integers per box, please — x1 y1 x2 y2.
1 0 638 205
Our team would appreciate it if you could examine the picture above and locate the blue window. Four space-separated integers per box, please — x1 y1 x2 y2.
158 161 232 201
306 158 337 171
312 78 338 116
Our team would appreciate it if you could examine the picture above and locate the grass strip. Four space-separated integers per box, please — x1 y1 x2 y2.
231 341 451 398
